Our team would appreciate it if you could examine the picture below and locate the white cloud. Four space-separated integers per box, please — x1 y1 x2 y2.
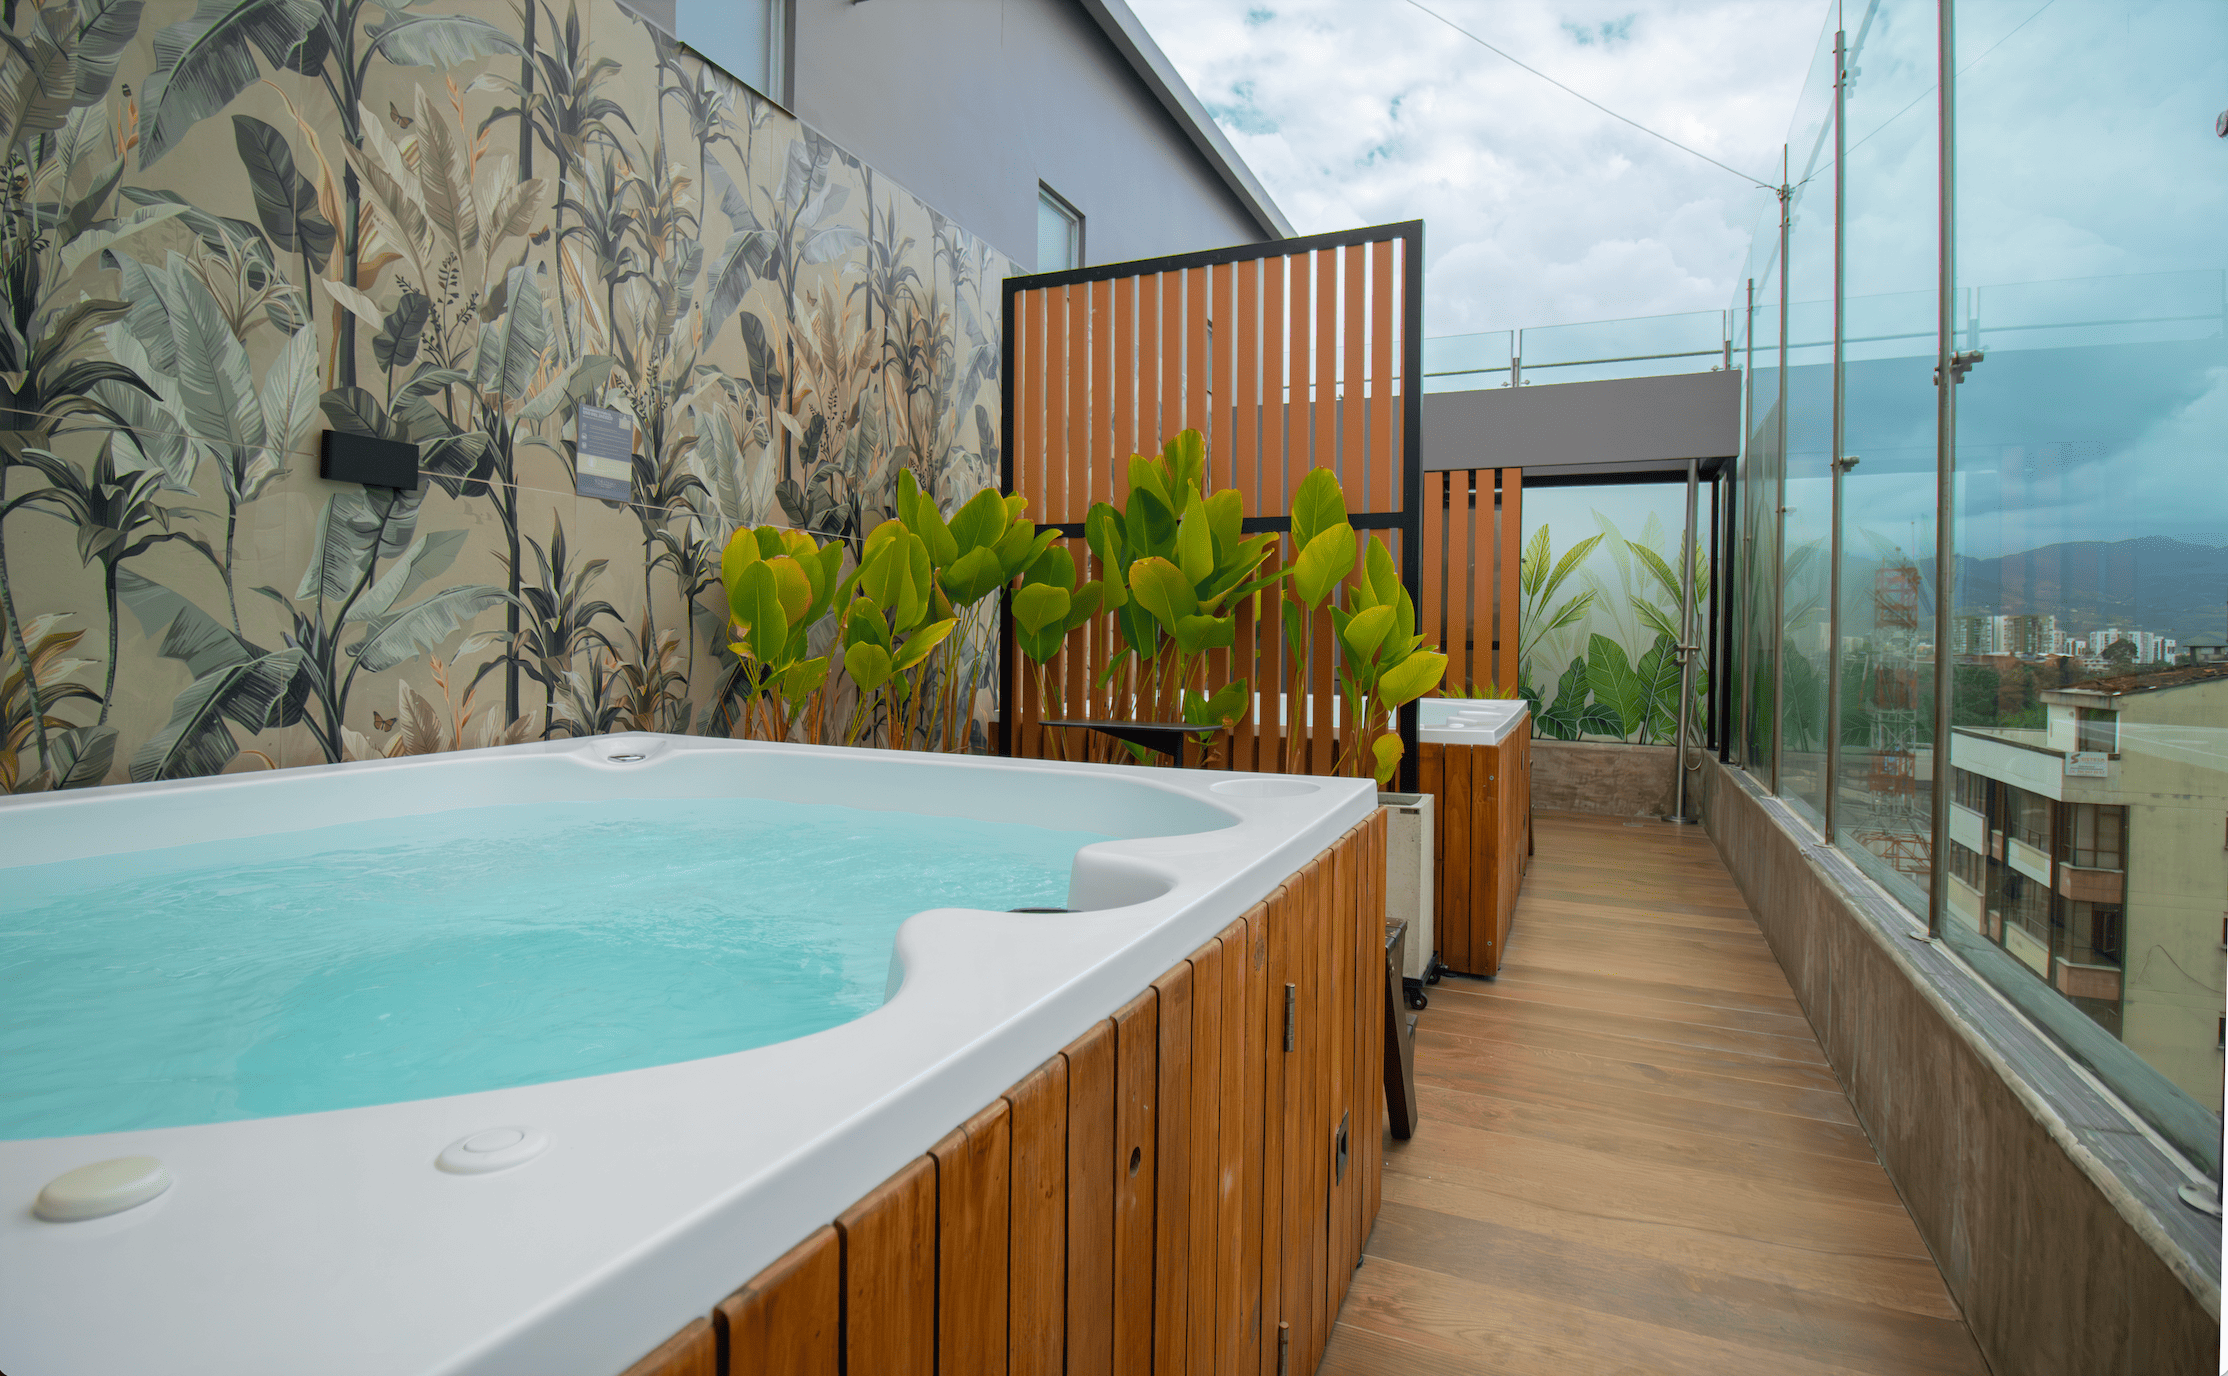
1130 0 1829 335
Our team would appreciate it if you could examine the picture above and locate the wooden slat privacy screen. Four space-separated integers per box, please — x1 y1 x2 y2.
1419 467 1523 697
1000 223 1424 787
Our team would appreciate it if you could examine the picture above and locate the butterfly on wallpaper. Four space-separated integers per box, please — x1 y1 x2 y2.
388 101 413 129
372 712 397 731
529 227 551 246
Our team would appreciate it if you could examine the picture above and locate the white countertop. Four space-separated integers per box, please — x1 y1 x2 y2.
1419 697 1531 747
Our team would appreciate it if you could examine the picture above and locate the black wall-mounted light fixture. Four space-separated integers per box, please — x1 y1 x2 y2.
319 429 419 489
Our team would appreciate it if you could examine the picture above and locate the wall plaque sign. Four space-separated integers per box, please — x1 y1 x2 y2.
575 404 634 502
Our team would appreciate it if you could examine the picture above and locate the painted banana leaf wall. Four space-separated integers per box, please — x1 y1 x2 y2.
0 0 1010 793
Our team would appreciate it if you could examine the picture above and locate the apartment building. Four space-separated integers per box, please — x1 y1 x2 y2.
1947 664 2228 1110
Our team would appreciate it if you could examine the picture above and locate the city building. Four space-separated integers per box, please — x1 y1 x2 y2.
2091 627 2179 665
1947 665 2228 1109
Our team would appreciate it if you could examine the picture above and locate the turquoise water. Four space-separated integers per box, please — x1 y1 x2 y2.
0 798 1108 1140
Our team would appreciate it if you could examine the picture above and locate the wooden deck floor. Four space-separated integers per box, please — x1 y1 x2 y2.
1324 811 1989 1376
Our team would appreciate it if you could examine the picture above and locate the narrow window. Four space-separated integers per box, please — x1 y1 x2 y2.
1037 185 1083 273
2071 803 2127 870
676 0 790 105
2090 907 2122 962
2076 707 2118 754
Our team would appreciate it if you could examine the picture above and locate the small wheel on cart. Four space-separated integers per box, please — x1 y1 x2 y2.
1423 958 1444 986
1405 986 1428 1011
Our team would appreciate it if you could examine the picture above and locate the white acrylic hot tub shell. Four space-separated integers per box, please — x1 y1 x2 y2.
0 734 1374 1376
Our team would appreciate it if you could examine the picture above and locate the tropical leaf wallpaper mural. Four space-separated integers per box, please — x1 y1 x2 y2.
0 0 1010 792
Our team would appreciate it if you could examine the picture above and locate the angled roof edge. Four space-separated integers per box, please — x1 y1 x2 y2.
1077 0 1297 241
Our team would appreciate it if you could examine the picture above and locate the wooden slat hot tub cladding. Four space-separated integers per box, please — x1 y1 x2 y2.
617 810 1387 1376
1000 227 1421 781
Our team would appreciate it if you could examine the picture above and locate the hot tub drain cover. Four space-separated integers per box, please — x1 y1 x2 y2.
437 1126 550 1175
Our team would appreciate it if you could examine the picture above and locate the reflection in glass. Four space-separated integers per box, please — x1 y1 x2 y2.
1831 0 1940 918
1936 0 2227 1141
1775 20 1841 829
1726 0 2223 1161
1737 191 1782 773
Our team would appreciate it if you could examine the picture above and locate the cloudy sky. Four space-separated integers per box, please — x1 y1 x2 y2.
1128 0 2228 565
1128 0 1832 337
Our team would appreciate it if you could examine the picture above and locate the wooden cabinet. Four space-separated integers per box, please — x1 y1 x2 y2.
1419 730 1532 978
622 811 1387 1376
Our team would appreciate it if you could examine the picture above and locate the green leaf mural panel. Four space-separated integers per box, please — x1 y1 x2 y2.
1517 488 1713 745
0 0 1011 792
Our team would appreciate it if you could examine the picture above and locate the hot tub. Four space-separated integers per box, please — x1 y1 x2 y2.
0 734 1374 1375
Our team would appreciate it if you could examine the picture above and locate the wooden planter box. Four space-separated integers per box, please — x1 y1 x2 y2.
1417 702 1533 978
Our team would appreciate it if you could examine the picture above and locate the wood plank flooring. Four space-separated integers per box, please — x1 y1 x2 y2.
1323 811 1988 1376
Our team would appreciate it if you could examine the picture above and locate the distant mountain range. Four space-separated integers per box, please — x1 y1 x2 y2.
1922 536 2228 643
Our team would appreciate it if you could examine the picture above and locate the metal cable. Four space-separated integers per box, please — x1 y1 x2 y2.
1404 0 1779 192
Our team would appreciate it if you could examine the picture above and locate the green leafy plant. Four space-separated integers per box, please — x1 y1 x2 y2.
718 522 845 742
1084 429 1284 764
1275 464 1448 785
912 472 1053 750
1011 543 1105 759
1326 533 1448 785
835 511 955 748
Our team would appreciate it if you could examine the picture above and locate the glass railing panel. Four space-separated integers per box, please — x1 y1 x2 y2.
1842 286 1936 363
1813 0 1950 922
1941 0 2227 1166
1739 244 1783 773
1514 310 1730 386
1517 483 1711 748
1833 0 1941 916
1971 270 2226 355
1772 17 1843 831
1420 330 1513 393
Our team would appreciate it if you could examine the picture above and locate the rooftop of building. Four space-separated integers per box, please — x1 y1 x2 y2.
2049 662 2228 697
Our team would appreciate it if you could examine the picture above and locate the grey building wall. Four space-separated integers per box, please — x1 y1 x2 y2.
1422 370 1742 477
790 0 1275 271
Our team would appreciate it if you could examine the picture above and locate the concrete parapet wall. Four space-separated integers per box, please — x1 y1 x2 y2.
1531 740 1683 818
1698 757 2220 1376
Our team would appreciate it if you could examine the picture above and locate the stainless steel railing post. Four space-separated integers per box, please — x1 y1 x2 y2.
1825 29 1849 843
1927 0 1959 940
